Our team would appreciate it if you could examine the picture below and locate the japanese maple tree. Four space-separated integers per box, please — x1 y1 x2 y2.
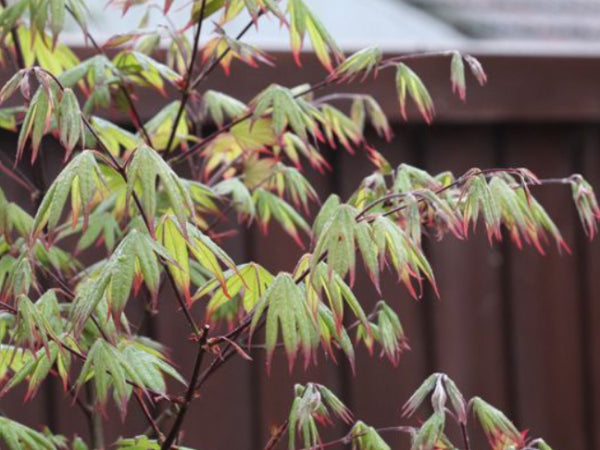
0 1 597 449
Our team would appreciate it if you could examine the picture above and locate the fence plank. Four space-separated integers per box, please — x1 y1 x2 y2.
249 163 345 449
156 226 254 450
502 125 586 450
423 125 508 446
334 129 432 449
579 126 600 450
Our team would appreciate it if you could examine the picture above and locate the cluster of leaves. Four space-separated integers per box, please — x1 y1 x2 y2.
0 0 596 449
282 375 553 450
350 165 588 253
0 415 63 450
402 373 553 450
287 383 352 449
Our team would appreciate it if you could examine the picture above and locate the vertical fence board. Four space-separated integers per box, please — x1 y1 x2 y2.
423 125 507 446
580 126 600 450
250 164 344 448
503 125 585 450
162 227 254 450
336 130 430 449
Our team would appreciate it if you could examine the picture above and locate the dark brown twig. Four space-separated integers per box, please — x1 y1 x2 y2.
263 420 289 450
164 0 207 154
144 406 176 438
135 390 164 440
161 324 210 449
302 425 413 450
0 158 37 195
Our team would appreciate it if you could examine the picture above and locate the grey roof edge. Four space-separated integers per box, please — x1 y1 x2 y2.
59 30 600 58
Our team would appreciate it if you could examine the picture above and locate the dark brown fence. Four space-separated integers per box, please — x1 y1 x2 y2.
1 53 599 450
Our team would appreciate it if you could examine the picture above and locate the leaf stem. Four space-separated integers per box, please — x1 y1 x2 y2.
0 301 16 313
0 157 38 195
312 93 369 105
460 422 472 450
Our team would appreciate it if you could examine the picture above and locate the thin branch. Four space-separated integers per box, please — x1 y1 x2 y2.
180 253 320 398
379 50 455 69
65 5 153 146
0 0 25 70
192 318 252 392
355 168 575 221
164 0 207 154
0 301 16 313
164 269 201 336
263 420 289 450
67 382 93 419
378 175 574 220
144 406 176 438
121 88 153 146
161 324 210 450
189 16 261 92
167 14 271 166
0 158 38 195
167 114 250 165
135 389 164 440
302 425 413 450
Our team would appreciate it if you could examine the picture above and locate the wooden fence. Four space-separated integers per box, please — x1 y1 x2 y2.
0 52 599 450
